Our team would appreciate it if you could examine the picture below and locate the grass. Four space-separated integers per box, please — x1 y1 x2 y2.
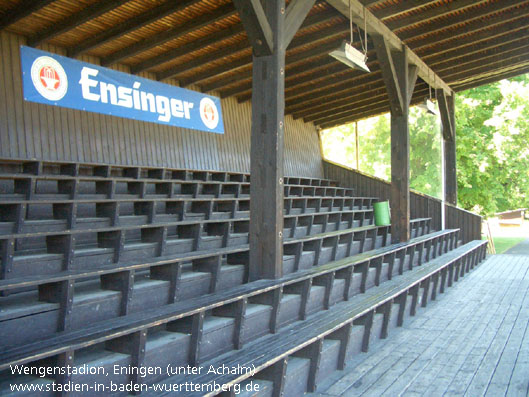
492 237 526 254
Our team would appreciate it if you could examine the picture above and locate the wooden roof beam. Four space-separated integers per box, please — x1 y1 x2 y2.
399 0 529 42
28 0 130 47
285 18 529 106
131 25 245 75
317 90 430 128
375 0 447 21
293 79 388 118
406 7 529 55
386 0 489 31
440 55 529 86
424 29 529 66
292 34 529 118
176 24 346 86
217 35 363 96
0 0 54 31
453 65 529 92
327 0 451 94
282 22 529 113
361 0 387 7
165 0 448 91
207 2 529 95
102 2 237 67
298 45 529 122
135 8 335 76
232 0 273 57
307 83 429 124
316 58 529 127
67 0 203 58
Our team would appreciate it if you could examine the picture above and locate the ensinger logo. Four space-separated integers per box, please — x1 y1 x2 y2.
200 97 219 130
30 56 68 101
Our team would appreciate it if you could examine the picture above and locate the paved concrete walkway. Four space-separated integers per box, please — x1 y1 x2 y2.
311 254 529 397
505 239 529 255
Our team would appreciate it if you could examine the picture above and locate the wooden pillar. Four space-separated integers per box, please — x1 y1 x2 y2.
373 37 418 243
233 0 315 279
390 102 410 243
249 1 285 280
438 90 457 205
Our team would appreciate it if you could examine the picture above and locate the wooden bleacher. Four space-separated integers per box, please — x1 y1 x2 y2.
0 158 486 396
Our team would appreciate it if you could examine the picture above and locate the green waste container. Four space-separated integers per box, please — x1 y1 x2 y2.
373 201 390 226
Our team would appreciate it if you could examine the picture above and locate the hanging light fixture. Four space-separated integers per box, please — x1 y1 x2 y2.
418 70 439 116
329 1 370 73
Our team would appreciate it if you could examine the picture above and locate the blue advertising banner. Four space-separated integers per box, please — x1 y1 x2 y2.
20 46 224 134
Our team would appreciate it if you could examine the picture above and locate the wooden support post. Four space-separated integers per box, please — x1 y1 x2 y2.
233 0 314 280
55 350 74 397
247 0 285 280
373 37 418 243
438 90 458 206
293 339 323 392
258 358 287 397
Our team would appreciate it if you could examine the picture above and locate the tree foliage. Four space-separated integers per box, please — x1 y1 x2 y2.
455 74 529 216
321 73 529 218
321 105 442 198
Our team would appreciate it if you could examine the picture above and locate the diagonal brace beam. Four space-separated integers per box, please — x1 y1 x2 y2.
437 89 454 141
407 65 419 104
284 0 317 48
233 0 274 56
372 35 404 116
327 0 452 95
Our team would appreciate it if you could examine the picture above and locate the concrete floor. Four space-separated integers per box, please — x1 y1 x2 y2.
310 254 529 397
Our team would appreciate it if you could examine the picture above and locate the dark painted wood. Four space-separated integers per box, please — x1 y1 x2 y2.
131 25 244 75
283 0 317 48
0 0 54 30
373 40 416 243
437 89 454 141
232 0 273 57
443 93 458 206
372 36 404 116
68 0 202 58
28 0 129 47
102 2 235 67
323 161 447 232
248 0 286 280
0 32 323 177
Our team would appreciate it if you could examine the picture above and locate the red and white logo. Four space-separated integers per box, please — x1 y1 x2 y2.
199 97 219 129
31 56 68 101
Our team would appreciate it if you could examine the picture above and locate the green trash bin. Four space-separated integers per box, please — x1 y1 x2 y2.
373 200 390 226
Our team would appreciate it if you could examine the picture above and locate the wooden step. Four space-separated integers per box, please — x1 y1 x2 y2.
0 230 471 372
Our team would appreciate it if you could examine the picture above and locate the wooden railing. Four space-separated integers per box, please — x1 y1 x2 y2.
445 203 483 244
323 160 482 243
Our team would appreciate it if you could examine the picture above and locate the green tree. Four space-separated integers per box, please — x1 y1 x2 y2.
409 107 442 198
321 106 442 198
321 73 529 216
455 74 529 216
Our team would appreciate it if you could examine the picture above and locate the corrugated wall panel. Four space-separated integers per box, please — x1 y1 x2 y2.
0 31 322 177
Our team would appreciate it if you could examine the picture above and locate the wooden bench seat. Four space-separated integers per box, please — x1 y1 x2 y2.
0 229 461 370
0 238 486 395
0 158 340 189
151 240 487 397
0 172 354 202
0 219 432 295
0 197 375 236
